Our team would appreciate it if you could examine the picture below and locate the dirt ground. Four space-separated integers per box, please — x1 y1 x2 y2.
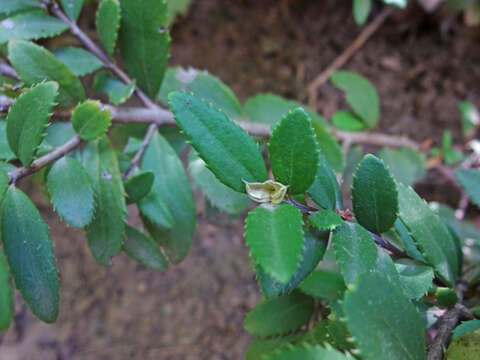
1 0 480 359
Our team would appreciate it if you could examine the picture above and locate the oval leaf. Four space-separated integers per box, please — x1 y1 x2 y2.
71 100 111 140
455 168 480 208
124 170 154 204
309 209 343 231
353 0 372 25
395 259 434 300
378 147 426 186
298 270 346 302
52 47 103 76
93 71 135 105
96 0 121 57
123 225 167 270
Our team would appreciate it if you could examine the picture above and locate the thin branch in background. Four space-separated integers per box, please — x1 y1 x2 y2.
455 194 469 220
122 123 158 179
0 61 19 79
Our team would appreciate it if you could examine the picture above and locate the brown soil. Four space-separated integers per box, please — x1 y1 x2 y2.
2 1 480 359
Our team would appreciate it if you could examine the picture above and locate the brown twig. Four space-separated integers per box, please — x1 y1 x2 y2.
333 129 419 149
307 7 395 108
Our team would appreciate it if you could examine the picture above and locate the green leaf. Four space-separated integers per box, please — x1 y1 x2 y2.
455 169 480 208
124 170 154 204
52 47 103 76
71 100 111 140
309 209 343 230
353 0 372 25
45 122 76 147
0 168 7 200
458 101 479 138
265 344 352 360
332 110 365 131
330 71 379 127
83 137 126 266
244 292 314 336
47 157 95 228
188 150 250 214
378 147 426 186
0 10 68 44
344 273 426 360
139 133 195 263
453 320 480 340
268 108 319 194
352 154 398 234
435 287 458 308
332 222 378 284
446 329 480 360
1 187 59 323
93 71 134 105
394 219 426 262
311 118 344 172
397 183 459 286
0 120 16 161
166 0 192 23
395 259 434 299
246 336 298 360
61 0 84 21
342 145 363 191
298 270 345 302
169 91 268 192
96 0 121 57
158 67 243 120
0 250 12 331
307 154 343 210
8 40 85 107
0 0 41 15
123 225 167 270
119 0 170 98
246 202 305 283
6 81 58 166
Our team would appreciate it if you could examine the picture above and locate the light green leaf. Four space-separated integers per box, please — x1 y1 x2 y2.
353 0 372 25
169 91 267 193
332 110 365 131
246 336 298 360
0 10 68 44
8 40 85 106
140 133 195 263
383 0 407 7
265 344 352 360
0 120 16 161
6 81 58 166
0 0 41 15
395 259 434 300
299 270 345 302
344 273 426 360
244 292 314 336
123 225 167 270
47 157 95 228
189 150 250 214
309 209 343 230
61 0 84 21
330 71 379 127
93 71 134 105
83 137 126 266
378 147 426 186
71 100 111 140
45 123 76 147
397 183 458 286
458 101 479 138
311 118 344 172
96 0 121 57
166 0 192 23
352 154 398 234
342 145 363 191
453 320 480 340
307 153 343 210
1 187 59 323
268 108 319 194
52 47 103 76
0 250 13 330
124 170 154 204
245 202 304 283
446 328 480 359
119 0 170 98
455 169 480 208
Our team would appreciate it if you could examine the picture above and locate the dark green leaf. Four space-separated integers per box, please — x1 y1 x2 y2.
0 0 41 15
71 100 111 140
455 168 480 208
52 47 103 76
246 336 298 360
353 0 372 25
0 168 7 201
394 219 425 262
332 110 365 131
96 0 121 57
298 270 345 302
124 171 154 204
395 259 434 300
453 320 480 340
0 250 12 331
435 287 458 308
123 225 167 270
61 0 83 21
0 120 16 161
378 147 426 186
307 154 343 210
311 118 344 172
93 71 134 105
309 209 343 230
265 344 352 360
1 187 59 323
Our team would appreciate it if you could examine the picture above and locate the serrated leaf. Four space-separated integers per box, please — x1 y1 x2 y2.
332 222 378 284
394 219 425 262
52 47 103 76
61 0 83 21
455 168 480 208
395 259 434 300
330 71 379 127
47 157 94 228
246 202 305 283
0 250 12 330
96 0 121 57
0 0 41 15
268 108 319 194
298 270 345 302
139 133 195 263
244 292 313 336
1 187 59 323
8 40 85 107
71 100 111 140
453 320 480 340
344 273 426 360
378 147 426 186
188 150 250 214
397 183 458 286
332 110 365 131
353 0 372 25
0 120 16 161
352 154 398 234
6 81 58 166
307 153 343 210
123 225 167 270
83 137 126 266
266 344 352 360
169 91 268 192
309 209 343 230
93 71 134 105
119 0 170 98
311 118 344 172
246 336 298 360
124 171 154 204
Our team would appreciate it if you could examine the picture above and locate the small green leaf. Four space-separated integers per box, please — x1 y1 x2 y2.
61 0 84 21
119 0 170 97
244 292 314 336
344 273 426 360
330 71 379 127
455 169 480 208
1 187 59 323
45 123 76 147
435 287 458 308
0 0 41 15
0 121 16 161
265 344 352 360
0 10 68 44
307 154 343 210
71 100 111 140
123 225 167 270
47 157 95 228
124 171 154 204
268 108 319 194
246 336 298 360
96 0 121 57
309 209 343 230
458 101 479 138
353 0 372 25
8 40 85 106
395 259 434 299
311 118 344 172
0 250 13 331
169 92 268 193
298 270 346 302
453 320 480 340
378 147 426 186
6 81 58 166
93 71 135 105
52 47 103 76
332 110 365 131
352 154 398 234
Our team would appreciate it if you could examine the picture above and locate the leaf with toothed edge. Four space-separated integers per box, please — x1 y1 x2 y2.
124 171 154 204
308 209 343 230
93 71 135 105
6 81 58 166
307 153 343 210
52 47 103 76
96 0 121 57
0 0 41 15
298 269 346 302
395 259 434 300
265 344 354 360
123 225 168 270
61 0 84 21
71 100 111 140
